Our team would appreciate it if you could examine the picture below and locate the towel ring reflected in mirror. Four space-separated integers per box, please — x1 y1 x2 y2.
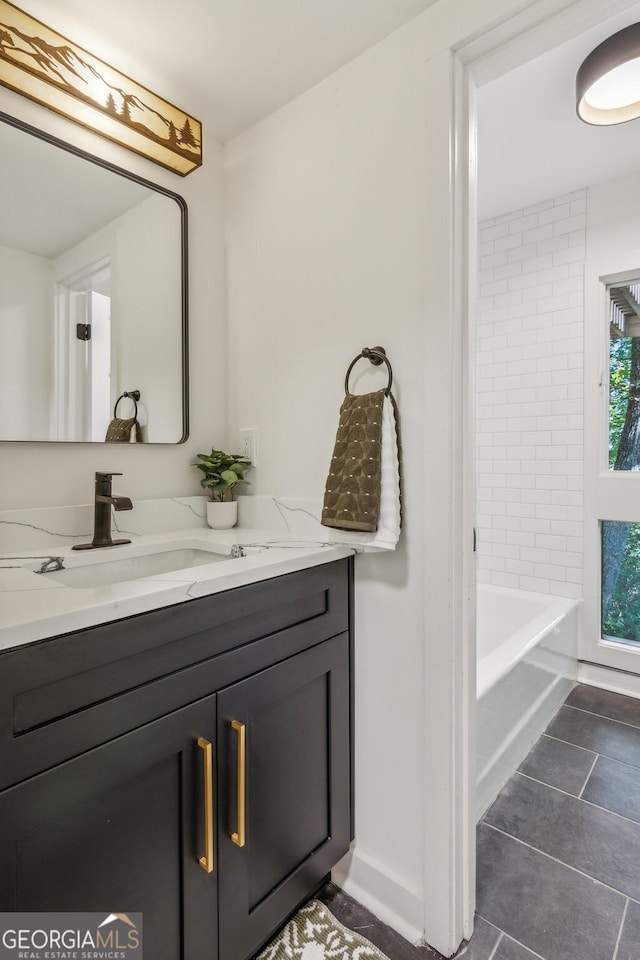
113 390 141 420
344 346 393 396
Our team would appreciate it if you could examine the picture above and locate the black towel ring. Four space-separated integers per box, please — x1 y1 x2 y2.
113 389 141 419
344 347 393 396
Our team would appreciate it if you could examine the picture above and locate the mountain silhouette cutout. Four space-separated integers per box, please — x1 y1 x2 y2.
0 15 200 162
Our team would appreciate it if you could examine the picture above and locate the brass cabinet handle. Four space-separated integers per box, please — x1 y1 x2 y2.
197 737 214 873
230 720 246 847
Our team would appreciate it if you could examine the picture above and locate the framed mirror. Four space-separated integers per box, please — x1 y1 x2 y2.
0 110 188 444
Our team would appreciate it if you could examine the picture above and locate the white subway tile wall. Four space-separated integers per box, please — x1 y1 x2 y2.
476 190 585 599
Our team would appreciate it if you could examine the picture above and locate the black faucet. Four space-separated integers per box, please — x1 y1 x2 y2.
72 472 133 550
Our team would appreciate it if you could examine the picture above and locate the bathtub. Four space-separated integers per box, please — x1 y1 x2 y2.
475 584 579 819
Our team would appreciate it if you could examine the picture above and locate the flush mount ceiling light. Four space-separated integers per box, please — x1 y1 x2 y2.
577 22 640 125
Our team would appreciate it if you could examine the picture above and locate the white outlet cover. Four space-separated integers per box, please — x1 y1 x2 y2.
239 428 257 466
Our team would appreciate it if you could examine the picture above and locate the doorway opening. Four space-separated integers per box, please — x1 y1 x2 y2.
457 0 640 950
53 256 112 442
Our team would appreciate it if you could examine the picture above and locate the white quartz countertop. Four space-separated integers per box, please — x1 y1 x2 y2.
0 527 354 652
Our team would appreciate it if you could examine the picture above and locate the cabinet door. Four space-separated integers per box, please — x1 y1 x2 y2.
0 696 218 960
217 633 350 960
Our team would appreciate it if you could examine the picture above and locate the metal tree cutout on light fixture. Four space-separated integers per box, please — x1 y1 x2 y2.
0 0 202 174
577 22 640 125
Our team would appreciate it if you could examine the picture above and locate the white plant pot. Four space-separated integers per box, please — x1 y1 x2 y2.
206 500 238 530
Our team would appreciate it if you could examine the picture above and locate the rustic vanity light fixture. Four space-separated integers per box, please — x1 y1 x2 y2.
577 22 640 125
0 0 202 174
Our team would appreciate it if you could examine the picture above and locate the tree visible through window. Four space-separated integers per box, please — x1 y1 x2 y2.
603 521 640 643
602 281 640 643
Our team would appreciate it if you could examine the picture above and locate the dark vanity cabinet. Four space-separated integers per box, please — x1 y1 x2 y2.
217 636 350 960
0 697 218 960
0 558 353 960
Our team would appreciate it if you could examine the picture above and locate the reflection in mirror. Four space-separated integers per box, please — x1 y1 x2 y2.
0 112 188 443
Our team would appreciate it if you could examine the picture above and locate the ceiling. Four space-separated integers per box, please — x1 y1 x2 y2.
0 121 157 258
11 1 640 221
478 4 640 221
19 0 440 143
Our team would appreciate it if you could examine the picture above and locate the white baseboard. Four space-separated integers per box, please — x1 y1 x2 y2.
331 847 424 945
578 661 640 699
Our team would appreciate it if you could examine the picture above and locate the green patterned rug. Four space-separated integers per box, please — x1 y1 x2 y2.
257 899 391 960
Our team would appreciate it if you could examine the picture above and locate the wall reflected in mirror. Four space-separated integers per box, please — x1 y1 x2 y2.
0 113 188 443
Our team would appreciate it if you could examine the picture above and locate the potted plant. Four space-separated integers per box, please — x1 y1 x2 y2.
193 448 251 529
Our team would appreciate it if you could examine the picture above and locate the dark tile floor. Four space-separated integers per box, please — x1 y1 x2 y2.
314 682 640 960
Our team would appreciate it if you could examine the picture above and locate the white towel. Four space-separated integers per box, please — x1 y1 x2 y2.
330 395 401 551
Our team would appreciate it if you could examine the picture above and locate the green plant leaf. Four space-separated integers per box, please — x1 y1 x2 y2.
192 447 252 493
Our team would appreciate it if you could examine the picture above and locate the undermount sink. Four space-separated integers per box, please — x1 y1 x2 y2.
29 545 242 589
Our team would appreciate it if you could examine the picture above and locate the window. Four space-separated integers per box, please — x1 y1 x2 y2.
602 520 640 644
600 280 640 648
608 280 640 471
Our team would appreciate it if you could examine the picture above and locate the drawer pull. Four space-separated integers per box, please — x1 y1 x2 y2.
230 720 246 848
197 737 214 873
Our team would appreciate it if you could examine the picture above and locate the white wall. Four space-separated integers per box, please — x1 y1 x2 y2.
0 79 226 509
223 0 548 952
0 244 51 439
476 190 586 598
586 169 640 259
225 27 430 935
115 193 183 442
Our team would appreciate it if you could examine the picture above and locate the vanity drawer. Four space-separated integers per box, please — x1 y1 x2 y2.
0 559 351 789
